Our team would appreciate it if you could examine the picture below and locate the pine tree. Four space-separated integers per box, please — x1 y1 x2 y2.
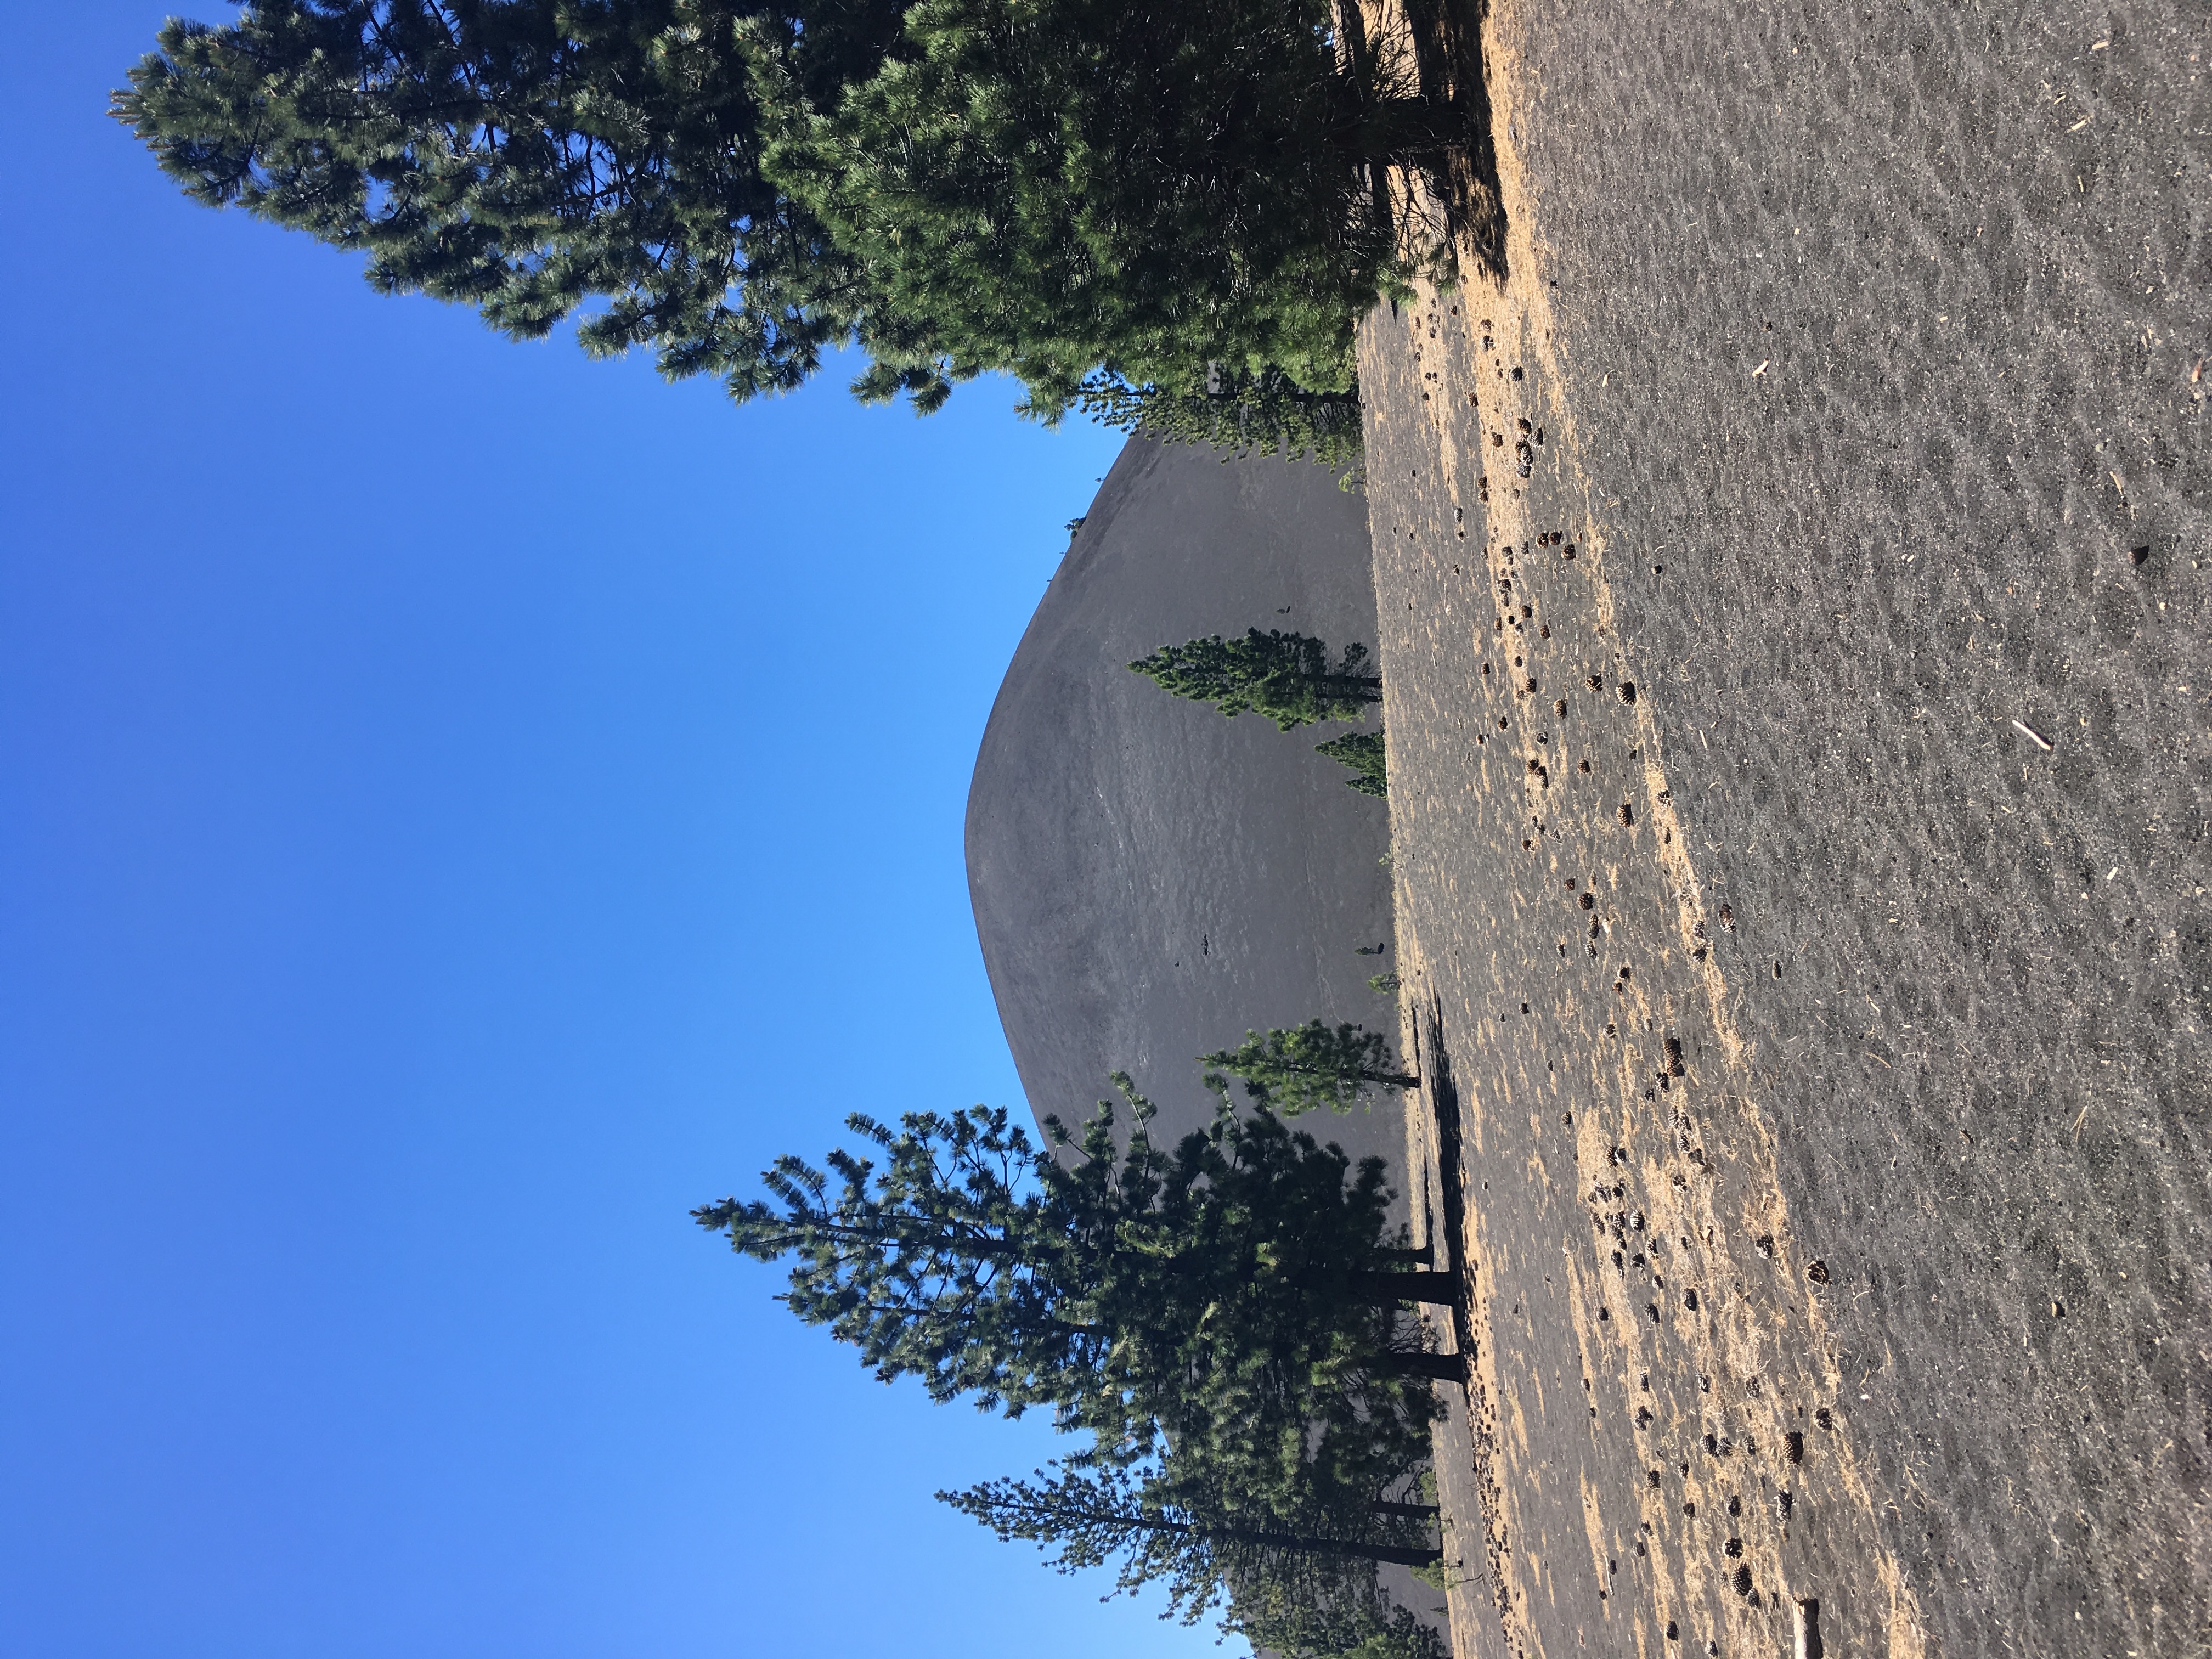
941 1459 1447 1657
113 1 916 404
692 1079 1454 1472
1128 630 1381 731
744 0 1464 424
1316 729 1390 797
115 1 1462 442
1075 366 1365 469
1226 1560 1451 1659
1201 1019 1420 1116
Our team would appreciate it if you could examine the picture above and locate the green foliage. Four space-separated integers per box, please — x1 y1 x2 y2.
700 1076 1460 1649
1073 368 1364 470
943 1457 1446 1655
1367 973 1402 995
746 0 1453 423
1229 1558 1452 1659
1128 631 1380 731
113 1 909 404
694 1080 1439 1475
1316 728 1389 797
116 1 1461 431
1201 1019 1419 1116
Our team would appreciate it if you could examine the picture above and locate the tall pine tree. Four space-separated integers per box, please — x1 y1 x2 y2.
692 1077 1454 1475
115 1 1465 440
1201 1019 1420 1116
1128 630 1382 730
942 1457 1448 1658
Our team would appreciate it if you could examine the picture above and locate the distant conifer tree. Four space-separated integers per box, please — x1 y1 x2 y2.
1128 631 1381 730
1226 1559 1449 1659
1316 729 1390 797
1073 365 1366 470
941 1458 1449 1658
1201 1019 1419 1116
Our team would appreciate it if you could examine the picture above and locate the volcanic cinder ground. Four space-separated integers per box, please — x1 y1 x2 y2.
1353 3 2211 1657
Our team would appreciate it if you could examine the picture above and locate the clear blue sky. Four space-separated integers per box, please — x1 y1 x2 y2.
0 9 1223 1656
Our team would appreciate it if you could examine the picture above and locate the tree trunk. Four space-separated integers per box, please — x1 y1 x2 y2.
1374 1244 1432 1265
1376 1350 1467 1383
994 1499 1443 1568
1237 1530 1442 1569
1370 1500 1442 1520
1310 673 1385 701
1335 95 1468 167
1356 1067 1423 1088
1163 1515 1442 1568
1340 1269 1461 1307
1278 1059 1417 1087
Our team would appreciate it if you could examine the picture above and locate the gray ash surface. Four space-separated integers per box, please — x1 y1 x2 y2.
1355 3 2210 1656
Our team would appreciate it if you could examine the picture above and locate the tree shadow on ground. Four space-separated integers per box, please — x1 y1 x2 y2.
1407 0 1507 280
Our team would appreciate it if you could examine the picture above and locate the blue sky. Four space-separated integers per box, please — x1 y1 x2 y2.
0 8 1221 1656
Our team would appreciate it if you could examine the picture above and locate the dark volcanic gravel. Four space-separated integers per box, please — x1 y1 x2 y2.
1355 3 2211 1657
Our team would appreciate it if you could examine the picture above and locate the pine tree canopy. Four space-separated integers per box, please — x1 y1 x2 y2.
1127 630 1382 730
748 0 1451 421
115 1 1464 431
693 1080 1446 1476
1316 727 1389 797
114 1 922 403
941 1457 1448 1656
1201 1019 1420 1116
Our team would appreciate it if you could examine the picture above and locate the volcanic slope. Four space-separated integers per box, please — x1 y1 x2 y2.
1356 4 2211 1659
966 432 1456 1636
968 435 1404 1154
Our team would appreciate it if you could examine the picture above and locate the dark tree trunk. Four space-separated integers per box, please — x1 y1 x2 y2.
1356 1066 1423 1088
1330 95 1467 168
1376 1350 1467 1383
1237 1530 1442 1569
1002 1500 1443 1569
1278 1059 1417 1087
1370 1500 1442 1519
1171 1514 1442 1568
1309 673 1385 700
1340 1269 1462 1306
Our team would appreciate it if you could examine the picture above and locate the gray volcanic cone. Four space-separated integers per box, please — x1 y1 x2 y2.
966 436 1401 1161
964 433 1452 1644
